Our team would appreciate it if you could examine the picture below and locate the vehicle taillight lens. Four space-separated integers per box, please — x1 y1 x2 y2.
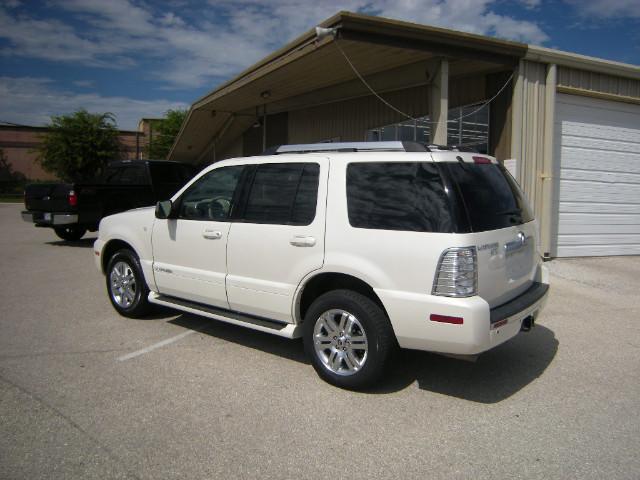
432 247 477 297
68 190 78 207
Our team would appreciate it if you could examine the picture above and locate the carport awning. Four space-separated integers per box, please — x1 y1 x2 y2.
169 11 526 163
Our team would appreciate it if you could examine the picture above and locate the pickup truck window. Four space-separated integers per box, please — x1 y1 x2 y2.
118 166 148 185
149 163 195 185
179 165 244 221
104 167 122 184
242 163 319 226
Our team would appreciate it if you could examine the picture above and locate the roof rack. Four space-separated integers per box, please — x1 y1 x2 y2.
262 141 478 155
263 141 429 155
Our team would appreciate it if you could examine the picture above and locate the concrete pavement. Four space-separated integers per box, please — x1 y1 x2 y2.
1 203 638 479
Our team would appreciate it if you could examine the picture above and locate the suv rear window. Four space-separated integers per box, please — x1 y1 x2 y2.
443 162 534 232
346 162 453 232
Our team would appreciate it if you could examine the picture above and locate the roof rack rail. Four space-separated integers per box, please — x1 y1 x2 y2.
263 141 429 155
261 142 480 155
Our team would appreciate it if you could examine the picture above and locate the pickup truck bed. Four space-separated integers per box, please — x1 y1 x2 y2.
22 160 195 240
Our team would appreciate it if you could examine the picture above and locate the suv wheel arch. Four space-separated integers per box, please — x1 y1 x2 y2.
297 272 390 325
101 239 137 273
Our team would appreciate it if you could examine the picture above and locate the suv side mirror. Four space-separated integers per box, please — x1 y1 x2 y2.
155 200 173 219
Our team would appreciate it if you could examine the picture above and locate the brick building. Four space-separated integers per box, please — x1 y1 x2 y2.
0 121 160 183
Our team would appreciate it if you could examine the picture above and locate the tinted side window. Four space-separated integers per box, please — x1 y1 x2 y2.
346 162 453 233
179 166 244 221
104 167 122 184
118 166 147 185
149 163 196 185
243 163 319 225
444 163 534 232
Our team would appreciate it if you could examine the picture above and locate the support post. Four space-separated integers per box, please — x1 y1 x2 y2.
262 104 267 152
540 63 557 258
429 58 449 145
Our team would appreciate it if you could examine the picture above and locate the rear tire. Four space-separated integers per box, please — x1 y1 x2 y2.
54 225 86 241
106 249 151 318
303 289 396 390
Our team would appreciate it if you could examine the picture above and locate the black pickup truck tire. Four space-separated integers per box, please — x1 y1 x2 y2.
54 225 87 241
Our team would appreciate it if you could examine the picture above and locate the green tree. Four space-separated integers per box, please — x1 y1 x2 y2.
146 109 187 160
0 148 27 194
36 109 120 182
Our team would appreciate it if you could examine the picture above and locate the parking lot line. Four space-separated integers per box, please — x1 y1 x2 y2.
117 330 195 362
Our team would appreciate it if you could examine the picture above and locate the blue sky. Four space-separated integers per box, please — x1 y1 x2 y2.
1 0 639 130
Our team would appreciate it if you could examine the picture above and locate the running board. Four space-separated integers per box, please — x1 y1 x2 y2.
148 292 302 339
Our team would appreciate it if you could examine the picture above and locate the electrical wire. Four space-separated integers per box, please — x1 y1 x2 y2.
333 39 515 126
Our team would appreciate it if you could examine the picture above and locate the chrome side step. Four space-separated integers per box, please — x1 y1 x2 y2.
148 292 302 339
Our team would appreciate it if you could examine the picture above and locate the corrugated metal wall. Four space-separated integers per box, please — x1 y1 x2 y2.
288 76 486 143
511 60 549 224
288 85 429 143
558 67 640 99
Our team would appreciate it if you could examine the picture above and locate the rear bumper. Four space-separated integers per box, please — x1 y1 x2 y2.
21 211 78 226
377 280 550 355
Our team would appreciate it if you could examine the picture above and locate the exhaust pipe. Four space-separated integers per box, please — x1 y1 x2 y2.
521 315 535 332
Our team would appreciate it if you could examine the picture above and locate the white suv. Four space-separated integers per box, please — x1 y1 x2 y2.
95 142 549 389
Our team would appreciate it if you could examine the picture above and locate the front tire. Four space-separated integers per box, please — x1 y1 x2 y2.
303 289 396 390
54 225 86 241
106 249 151 318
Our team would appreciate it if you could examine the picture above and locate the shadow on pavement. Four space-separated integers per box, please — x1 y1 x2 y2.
169 313 558 402
46 238 96 248
372 325 559 401
169 313 307 364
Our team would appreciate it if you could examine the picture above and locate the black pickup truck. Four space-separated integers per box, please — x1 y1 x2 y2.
22 160 196 241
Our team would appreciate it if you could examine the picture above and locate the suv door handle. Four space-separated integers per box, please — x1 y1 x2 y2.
290 235 316 247
203 230 222 240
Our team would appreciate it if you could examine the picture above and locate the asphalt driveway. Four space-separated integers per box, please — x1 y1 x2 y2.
1 203 638 479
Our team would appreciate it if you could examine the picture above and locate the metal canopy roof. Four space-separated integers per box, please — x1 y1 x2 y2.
169 11 528 163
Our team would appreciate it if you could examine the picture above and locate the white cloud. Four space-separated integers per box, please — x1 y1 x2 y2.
72 80 94 88
0 1 550 90
564 0 640 18
0 9 129 66
518 0 542 7
0 77 188 130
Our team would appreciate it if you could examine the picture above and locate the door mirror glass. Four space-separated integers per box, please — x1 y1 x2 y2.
155 200 173 219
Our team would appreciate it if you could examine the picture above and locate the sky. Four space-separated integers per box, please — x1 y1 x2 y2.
1 0 639 131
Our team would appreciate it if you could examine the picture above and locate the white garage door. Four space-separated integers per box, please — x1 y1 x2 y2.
555 93 640 257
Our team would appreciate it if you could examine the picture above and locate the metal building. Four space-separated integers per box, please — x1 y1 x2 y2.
169 11 640 258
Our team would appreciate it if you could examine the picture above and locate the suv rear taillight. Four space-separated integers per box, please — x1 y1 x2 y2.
432 247 477 297
68 190 78 207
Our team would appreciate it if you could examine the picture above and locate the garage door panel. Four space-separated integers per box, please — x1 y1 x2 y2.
559 213 640 225
559 122 640 144
560 167 640 184
558 233 640 245
558 98 640 130
560 135 640 153
559 148 640 174
557 244 640 257
559 223 640 235
559 180 640 203
555 93 640 257
560 202 640 214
